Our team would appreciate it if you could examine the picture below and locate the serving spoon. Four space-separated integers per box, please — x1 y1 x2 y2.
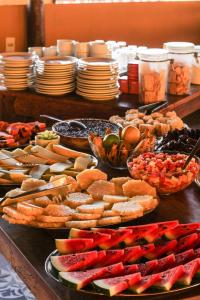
40 114 87 130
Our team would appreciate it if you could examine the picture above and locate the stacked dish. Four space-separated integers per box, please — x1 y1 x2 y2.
0 52 34 91
76 57 120 101
34 56 77 96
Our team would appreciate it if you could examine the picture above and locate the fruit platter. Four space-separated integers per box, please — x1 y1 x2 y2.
46 220 200 296
1 171 159 229
0 120 46 149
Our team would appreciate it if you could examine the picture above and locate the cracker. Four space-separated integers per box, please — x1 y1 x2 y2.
129 195 155 211
21 178 46 191
65 192 93 208
36 215 72 223
17 202 44 217
3 206 35 222
102 210 119 217
72 212 102 220
76 169 107 190
97 216 121 226
121 216 136 222
112 201 144 217
2 214 29 225
76 203 104 214
87 180 115 200
30 221 65 228
33 196 52 207
103 195 128 203
65 220 97 229
122 179 157 197
44 204 74 217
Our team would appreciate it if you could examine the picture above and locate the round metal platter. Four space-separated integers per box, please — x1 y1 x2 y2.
45 250 200 298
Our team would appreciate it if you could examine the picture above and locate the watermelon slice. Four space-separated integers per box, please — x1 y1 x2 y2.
98 229 132 250
93 272 141 296
175 249 195 266
51 251 98 272
69 228 111 248
193 233 200 248
122 246 142 264
141 260 159 276
177 258 200 285
87 250 106 268
194 248 200 258
123 264 139 275
59 262 124 290
121 224 158 246
97 249 124 267
152 254 175 274
55 238 94 254
130 273 161 294
152 265 185 291
175 233 198 253
144 220 179 243
145 240 177 260
165 223 200 240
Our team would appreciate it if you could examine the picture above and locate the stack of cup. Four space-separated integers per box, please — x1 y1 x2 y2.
74 42 89 58
90 41 112 58
57 39 75 56
43 46 57 57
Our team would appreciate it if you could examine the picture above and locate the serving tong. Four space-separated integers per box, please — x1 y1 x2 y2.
138 101 168 114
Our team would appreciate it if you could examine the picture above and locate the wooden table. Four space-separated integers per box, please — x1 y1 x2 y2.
0 90 200 299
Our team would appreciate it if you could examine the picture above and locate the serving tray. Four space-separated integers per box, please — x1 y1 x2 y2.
45 250 200 298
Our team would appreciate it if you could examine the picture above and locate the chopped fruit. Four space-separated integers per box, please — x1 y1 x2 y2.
175 249 195 266
93 273 141 296
152 265 185 291
122 246 142 264
152 254 176 273
165 223 200 240
146 240 177 260
123 264 139 275
55 238 94 254
177 258 200 285
86 250 106 268
51 251 98 272
130 273 161 294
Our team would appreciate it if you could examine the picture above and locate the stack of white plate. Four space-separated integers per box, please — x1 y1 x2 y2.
0 52 34 91
34 56 77 96
76 57 119 101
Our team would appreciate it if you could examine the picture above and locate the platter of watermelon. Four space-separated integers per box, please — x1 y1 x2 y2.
45 221 200 297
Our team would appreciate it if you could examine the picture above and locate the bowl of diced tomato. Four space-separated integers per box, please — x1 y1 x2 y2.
127 152 200 194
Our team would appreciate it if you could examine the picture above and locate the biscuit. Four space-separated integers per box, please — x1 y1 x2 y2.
65 192 93 208
87 180 115 200
3 206 35 222
30 221 65 228
34 196 52 207
129 195 155 211
76 203 104 214
72 212 102 220
44 204 74 216
103 195 128 204
21 178 46 191
102 210 119 217
112 201 144 217
17 202 44 217
65 220 97 229
122 179 157 197
36 215 72 223
97 216 121 226
76 169 107 190
2 214 29 225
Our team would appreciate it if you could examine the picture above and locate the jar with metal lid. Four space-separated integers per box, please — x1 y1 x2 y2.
192 45 200 85
164 42 195 95
138 48 169 104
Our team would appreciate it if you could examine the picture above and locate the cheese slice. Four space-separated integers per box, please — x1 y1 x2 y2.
74 156 92 171
31 145 68 163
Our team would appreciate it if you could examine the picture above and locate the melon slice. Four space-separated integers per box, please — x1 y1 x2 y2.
121 224 158 246
144 220 179 243
51 251 98 272
69 228 111 248
152 265 185 291
152 254 175 274
123 264 139 275
175 249 195 266
130 273 161 294
55 238 94 254
165 223 200 240
93 272 141 296
123 244 155 264
177 258 200 285
145 240 177 260
97 249 124 267
59 262 124 290
175 233 198 253
98 229 132 250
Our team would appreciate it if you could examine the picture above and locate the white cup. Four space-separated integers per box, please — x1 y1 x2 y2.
43 46 57 57
57 39 75 56
28 46 43 57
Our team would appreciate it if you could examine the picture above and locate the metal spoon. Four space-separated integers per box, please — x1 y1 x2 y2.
183 136 200 169
40 114 87 130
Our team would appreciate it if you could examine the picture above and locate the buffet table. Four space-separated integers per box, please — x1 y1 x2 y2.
0 89 200 300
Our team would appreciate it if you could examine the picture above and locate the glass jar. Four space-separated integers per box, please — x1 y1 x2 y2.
192 45 200 85
138 48 169 104
164 42 195 95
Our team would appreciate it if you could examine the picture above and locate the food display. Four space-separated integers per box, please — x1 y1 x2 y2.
128 152 199 194
1 170 159 228
0 144 97 184
0 121 46 148
109 110 184 137
52 119 120 150
156 128 200 156
89 126 155 169
46 220 200 296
